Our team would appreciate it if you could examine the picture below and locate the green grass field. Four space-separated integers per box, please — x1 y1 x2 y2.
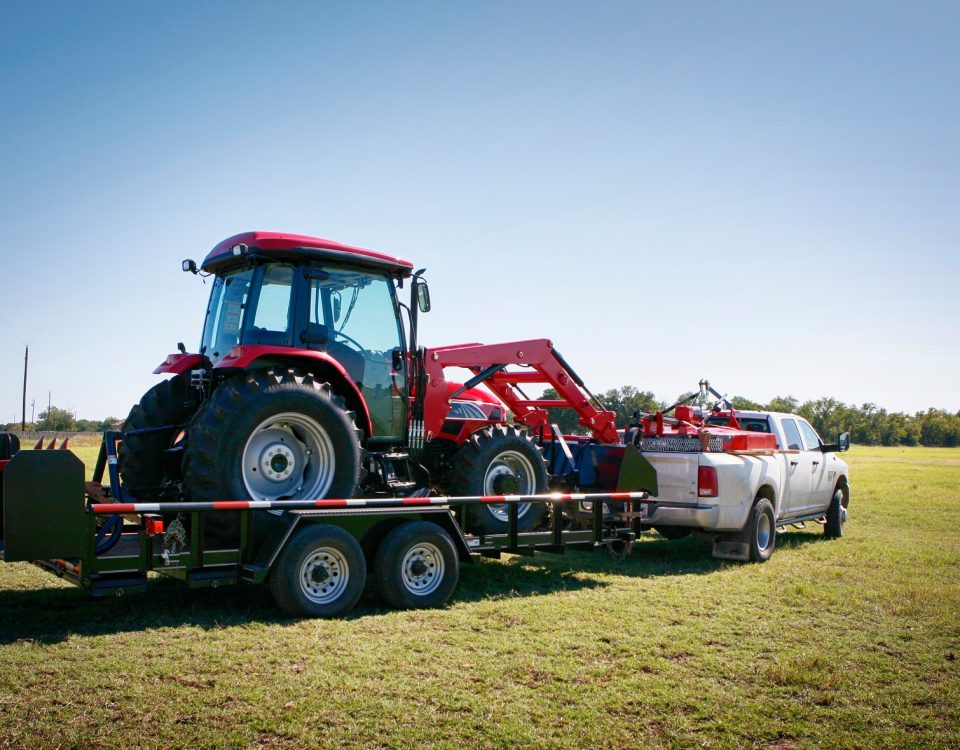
1 445 957 749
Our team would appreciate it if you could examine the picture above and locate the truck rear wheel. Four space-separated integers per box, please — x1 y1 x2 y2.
269 524 366 617
747 496 776 562
447 426 548 535
374 521 460 609
120 375 195 497
183 369 361 538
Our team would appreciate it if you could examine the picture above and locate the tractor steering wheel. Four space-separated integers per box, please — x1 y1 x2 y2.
334 330 365 353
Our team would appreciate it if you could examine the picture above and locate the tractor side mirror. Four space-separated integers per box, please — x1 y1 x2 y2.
182 259 198 274
416 279 431 313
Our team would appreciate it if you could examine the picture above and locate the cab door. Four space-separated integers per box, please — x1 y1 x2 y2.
305 268 407 443
779 418 812 516
797 419 831 512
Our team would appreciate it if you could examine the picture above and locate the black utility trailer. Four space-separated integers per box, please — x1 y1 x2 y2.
0 433 682 618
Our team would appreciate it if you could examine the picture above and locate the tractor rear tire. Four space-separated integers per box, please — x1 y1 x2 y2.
447 425 548 536
183 369 362 540
120 375 195 497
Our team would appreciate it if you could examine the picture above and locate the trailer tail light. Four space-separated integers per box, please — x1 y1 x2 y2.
144 517 165 536
697 466 719 497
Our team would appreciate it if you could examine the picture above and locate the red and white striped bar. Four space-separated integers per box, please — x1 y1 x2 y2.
89 490 651 515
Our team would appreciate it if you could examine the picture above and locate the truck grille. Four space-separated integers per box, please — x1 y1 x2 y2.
640 435 726 453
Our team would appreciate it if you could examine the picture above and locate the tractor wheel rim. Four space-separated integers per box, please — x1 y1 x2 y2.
300 547 349 604
756 512 772 551
401 542 444 596
242 412 336 501
483 450 536 523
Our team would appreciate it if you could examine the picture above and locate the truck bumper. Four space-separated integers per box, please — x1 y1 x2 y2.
645 503 721 529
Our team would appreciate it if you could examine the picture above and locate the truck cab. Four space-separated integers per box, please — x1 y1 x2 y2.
640 409 851 561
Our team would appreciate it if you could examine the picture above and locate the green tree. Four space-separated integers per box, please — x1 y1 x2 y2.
37 406 76 431
767 395 799 414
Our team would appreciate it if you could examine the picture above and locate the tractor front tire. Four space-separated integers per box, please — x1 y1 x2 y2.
120 375 195 497
447 425 548 535
183 369 362 539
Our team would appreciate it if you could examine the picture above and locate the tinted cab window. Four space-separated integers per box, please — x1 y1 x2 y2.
781 419 804 450
798 420 822 450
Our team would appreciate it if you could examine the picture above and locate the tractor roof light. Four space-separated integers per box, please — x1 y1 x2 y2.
232 243 247 256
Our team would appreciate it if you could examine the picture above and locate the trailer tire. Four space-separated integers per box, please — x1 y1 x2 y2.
746 496 777 562
183 369 361 540
824 486 846 538
447 425 548 535
120 375 195 496
269 524 366 617
374 521 460 609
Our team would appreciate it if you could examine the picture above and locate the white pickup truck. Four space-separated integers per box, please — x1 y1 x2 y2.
640 410 851 562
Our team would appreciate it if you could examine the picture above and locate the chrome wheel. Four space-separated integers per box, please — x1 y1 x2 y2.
400 542 445 596
483 449 537 522
756 511 773 552
299 547 349 605
242 412 336 501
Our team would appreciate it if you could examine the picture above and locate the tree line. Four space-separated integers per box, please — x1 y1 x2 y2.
541 386 960 447
4 391 960 447
1 406 120 433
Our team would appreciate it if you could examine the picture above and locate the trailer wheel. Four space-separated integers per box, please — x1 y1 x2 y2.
746 496 777 562
823 486 846 538
183 369 361 539
448 425 548 535
120 375 196 496
374 521 459 609
269 524 366 617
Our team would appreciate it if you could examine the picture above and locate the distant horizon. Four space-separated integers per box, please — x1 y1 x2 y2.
2 2 957 418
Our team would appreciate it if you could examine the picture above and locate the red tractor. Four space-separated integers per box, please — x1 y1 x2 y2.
120 231 624 538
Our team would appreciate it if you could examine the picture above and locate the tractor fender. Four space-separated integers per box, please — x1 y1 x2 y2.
153 353 208 375
212 345 373 436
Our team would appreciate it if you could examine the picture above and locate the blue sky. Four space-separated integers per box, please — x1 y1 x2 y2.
1 1 957 421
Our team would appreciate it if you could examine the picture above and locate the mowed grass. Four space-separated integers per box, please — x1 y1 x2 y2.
0 446 957 749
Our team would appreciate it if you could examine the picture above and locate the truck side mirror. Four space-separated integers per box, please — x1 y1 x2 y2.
838 432 850 452
416 279 431 313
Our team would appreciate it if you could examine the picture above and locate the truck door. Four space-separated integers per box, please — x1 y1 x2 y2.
779 418 812 515
797 419 831 511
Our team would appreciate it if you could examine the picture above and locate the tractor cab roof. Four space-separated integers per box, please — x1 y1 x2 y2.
201 231 414 277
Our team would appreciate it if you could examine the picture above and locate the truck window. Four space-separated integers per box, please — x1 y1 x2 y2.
781 419 803 450
705 416 771 433
797 420 822 450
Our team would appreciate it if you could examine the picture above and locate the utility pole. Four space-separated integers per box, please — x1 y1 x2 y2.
30 399 35 424
21 346 28 432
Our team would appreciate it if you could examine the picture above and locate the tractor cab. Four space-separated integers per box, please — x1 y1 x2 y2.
191 232 417 442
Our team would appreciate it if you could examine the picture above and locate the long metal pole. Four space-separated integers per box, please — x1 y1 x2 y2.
89 489 663 515
21 346 28 431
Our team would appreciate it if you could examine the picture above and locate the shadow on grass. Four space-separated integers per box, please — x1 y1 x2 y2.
0 531 832 644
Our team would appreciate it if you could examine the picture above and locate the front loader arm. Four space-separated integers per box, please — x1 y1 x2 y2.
422 338 619 444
